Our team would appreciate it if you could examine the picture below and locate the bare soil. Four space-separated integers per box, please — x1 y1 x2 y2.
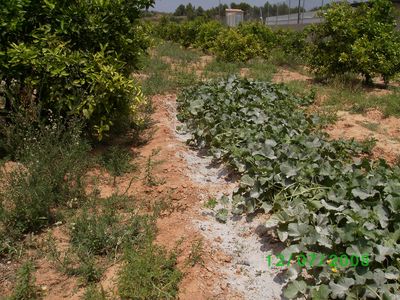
272 68 311 83
326 110 400 164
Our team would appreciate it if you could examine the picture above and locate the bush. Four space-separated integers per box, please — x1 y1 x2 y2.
238 22 276 58
274 29 308 62
195 21 224 51
0 0 154 138
309 0 400 84
156 17 183 43
178 18 205 48
213 28 262 62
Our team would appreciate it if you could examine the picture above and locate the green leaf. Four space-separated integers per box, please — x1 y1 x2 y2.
283 280 307 299
375 245 394 263
310 284 330 300
329 278 354 299
216 209 228 223
351 188 377 200
240 175 255 187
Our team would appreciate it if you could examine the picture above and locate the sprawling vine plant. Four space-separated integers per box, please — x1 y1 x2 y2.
177 77 400 299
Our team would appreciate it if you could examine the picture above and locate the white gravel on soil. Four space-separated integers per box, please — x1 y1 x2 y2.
165 95 286 300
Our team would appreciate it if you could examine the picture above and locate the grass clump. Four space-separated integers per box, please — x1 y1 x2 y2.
82 285 109 300
9 262 40 300
157 41 200 64
117 244 182 300
100 146 134 185
44 235 103 285
70 200 154 256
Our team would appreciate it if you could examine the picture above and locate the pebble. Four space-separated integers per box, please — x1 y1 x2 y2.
237 260 250 266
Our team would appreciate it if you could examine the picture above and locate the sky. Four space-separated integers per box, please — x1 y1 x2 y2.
152 0 331 12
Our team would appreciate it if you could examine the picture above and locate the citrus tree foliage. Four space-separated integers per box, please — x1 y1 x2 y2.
237 22 276 58
0 0 154 138
194 20 225 51
309 0 400 84
213 28 263 62
177 77 400 299
156 18 306 63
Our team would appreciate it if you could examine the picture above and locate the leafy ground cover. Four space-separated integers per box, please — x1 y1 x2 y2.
177 77 400 299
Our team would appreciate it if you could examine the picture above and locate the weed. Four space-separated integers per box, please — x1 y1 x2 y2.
186 239 204 267
44 236 103 285
9 261 40 300
82 285 109 300
73 251 103 285
157 41 200 63
204 198 218 209
0 114 90 249
144 148 165 186
141 72 172 96
359 137 378 154
117 244 182 299
203 59 242 78
138 53 172 96
358 121 380 132
268 48 303 69
70 199 154 256
246 59 276 82
101 146 134 185
70 208 119 256
173 70 198 88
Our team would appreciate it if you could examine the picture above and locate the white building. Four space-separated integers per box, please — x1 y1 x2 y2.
225 9 244 27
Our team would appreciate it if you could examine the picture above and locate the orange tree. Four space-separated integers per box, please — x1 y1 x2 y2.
0 0 154 138
309 0 400 85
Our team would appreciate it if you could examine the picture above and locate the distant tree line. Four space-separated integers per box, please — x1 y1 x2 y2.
173 2 306 20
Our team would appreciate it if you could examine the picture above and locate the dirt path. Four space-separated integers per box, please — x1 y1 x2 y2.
144 94 285 299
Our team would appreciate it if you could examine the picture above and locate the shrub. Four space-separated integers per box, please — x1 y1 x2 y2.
195 21 224 51
238 22 276 58
274 28 308 62
156 17 183 43
213 28 262 62
178 19 204 48
0 0 154 138
309 0 400 84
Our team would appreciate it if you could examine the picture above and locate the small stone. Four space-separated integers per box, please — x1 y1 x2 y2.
223 255 232 263
238 260 250 266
